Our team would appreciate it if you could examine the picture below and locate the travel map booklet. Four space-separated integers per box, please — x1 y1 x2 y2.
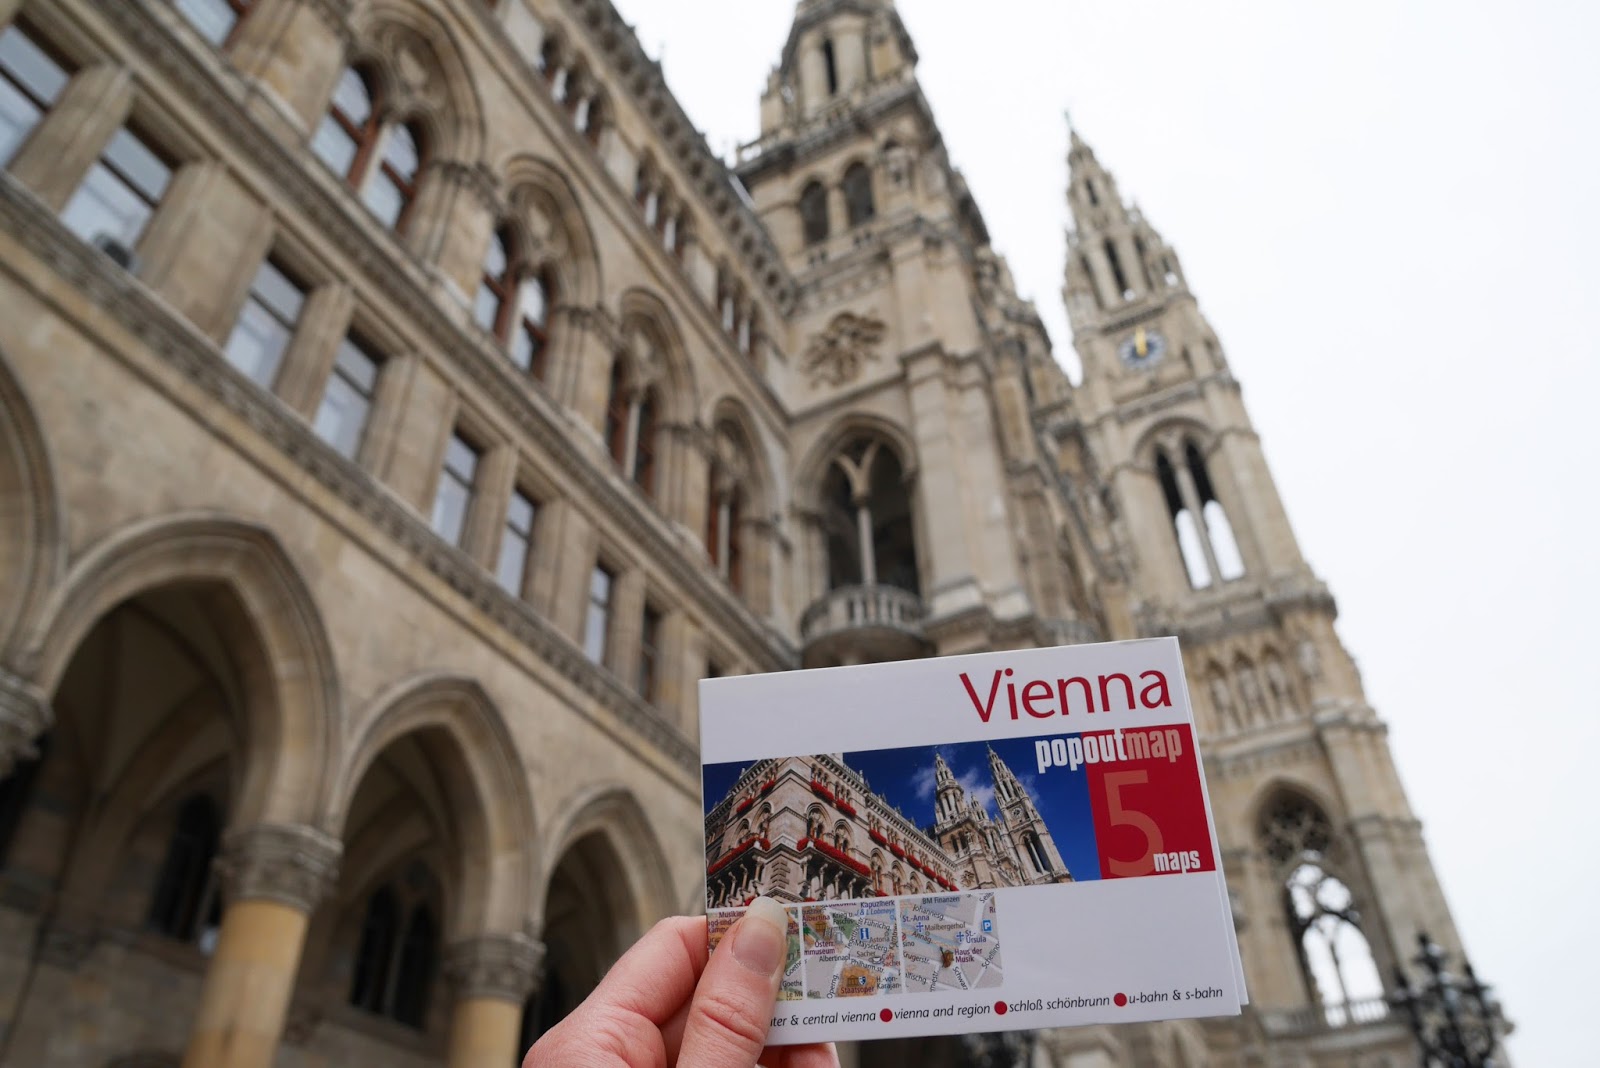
699 638 1246 1046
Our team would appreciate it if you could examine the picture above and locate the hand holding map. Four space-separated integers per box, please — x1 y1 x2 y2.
523 905 840 1068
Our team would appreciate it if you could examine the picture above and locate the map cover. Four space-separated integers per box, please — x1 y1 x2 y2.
700 637 1245 1045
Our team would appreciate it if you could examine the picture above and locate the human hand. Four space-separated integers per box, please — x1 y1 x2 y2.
523 896 840 1068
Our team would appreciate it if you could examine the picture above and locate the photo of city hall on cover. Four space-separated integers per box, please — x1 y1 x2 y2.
704 744 1076 909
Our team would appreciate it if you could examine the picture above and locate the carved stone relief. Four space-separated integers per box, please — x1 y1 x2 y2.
802 312 886 387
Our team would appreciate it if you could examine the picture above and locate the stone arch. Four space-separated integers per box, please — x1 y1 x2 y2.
22 513 339 829
616 288 698 426
499 153 602 308
329 673 536 938
0 348 64 662
347 0 486 165
794 410 918 514
1132 416 1217 468
706 395 778 518
1248 779 1346 865
535 784 675 937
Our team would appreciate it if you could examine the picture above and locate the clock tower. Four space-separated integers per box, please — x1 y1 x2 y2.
1053 127 1473 1066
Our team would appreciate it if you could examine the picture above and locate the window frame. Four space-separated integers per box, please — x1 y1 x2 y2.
431 429 482 548
224 255 308 389
637 601 662 701
173 0 256 49
495 485 539 598
313 334 384 462
0 21 71 166
582 562 615 665
61 123 176 252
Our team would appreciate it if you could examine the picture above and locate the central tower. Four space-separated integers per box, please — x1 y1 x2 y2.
738 0 1071 666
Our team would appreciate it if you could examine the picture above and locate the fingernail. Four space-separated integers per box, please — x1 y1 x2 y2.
730 896 787 977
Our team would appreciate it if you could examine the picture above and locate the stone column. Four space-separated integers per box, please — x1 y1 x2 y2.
902 348 982 618
275 282 357 416
411 159 500 315
232 0 352 139
0 667 49 778
180 823 342 1068
8 64 133 210
463 443 517 569
444 933 544 1068
609 568 647 684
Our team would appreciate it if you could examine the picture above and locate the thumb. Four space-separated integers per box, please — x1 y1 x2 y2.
675 897 789 1068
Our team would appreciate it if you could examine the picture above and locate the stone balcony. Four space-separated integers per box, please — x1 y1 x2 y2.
798 584 929 667
1258 996 1406 1039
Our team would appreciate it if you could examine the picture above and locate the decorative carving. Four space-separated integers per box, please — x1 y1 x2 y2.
216 824 342 912
802 312 887 387
0 668 50 778
445 933 546 1003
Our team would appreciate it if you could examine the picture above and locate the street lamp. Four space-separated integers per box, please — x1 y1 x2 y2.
1389 931 1507 1068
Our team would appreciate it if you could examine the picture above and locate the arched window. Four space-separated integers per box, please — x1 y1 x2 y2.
820 38 838 95
311 67 426 233
537 36 561 79
1259 795 1384 1022
147 794 221 944
843 163 874 227
1104 238 1131 300
1156 448 1211 589
1186 441 1244 580
632 389 658 497
821 437 920 596
604 360 660 500
349 873 441 1029
477 230 554 380
799 181 829 245
0 734 49 869
311 66 378 180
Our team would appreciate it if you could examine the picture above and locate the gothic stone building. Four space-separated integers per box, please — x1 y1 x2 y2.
0 0 1477 1066
704 748 1070 910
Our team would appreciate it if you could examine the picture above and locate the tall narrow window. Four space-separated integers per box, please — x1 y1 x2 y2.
311 66 377 180
349 887 398 1013
61 126 173 252
1085 178 1099 207
1104 238 1131 300
583 564 613 664
0 23 69 166
175 0 254 47
496 488 537 597
391 905 437 1028
431 432 480 547
476 228 514 335
1186 441 1245 580
604 361 630 468
820 38 838 95
843 162 874 227
632 390 657 497
363 122 423 230
513 272 552 379
799 181 828 245
224 257 306 388
314 336 381 460
638 602 662 701
147 795 221 943
1156 449 1211 589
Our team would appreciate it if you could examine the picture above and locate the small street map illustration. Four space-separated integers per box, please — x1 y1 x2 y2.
708 906 804 1001
802 899 902 999
900 891 1005 994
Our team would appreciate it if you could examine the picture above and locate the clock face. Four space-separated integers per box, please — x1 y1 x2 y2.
1117 327 1167 370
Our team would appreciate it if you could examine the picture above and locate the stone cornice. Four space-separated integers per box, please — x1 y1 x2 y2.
556 0 796 314
445 933 546 1003
0 176 729 773
217 823 342 911
91 4 796 677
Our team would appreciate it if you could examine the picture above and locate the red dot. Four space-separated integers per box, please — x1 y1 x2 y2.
1114 992 1128 1007
879 1008 893 1022
994 1001 1008 1015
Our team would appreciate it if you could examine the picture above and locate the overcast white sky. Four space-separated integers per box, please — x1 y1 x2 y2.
611 1 1598 1061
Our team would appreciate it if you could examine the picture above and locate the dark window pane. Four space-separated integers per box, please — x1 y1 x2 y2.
103 127 172 201
330 66 371 125
310 115 357 175
363 170 405 228
62 162 155 247
0 26 68 105
583 566 611 663
223 260 304 388
175 0 239 46
313 338 380 460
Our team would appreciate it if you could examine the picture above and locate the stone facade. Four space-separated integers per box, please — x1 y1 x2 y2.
0 0 1481 1066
